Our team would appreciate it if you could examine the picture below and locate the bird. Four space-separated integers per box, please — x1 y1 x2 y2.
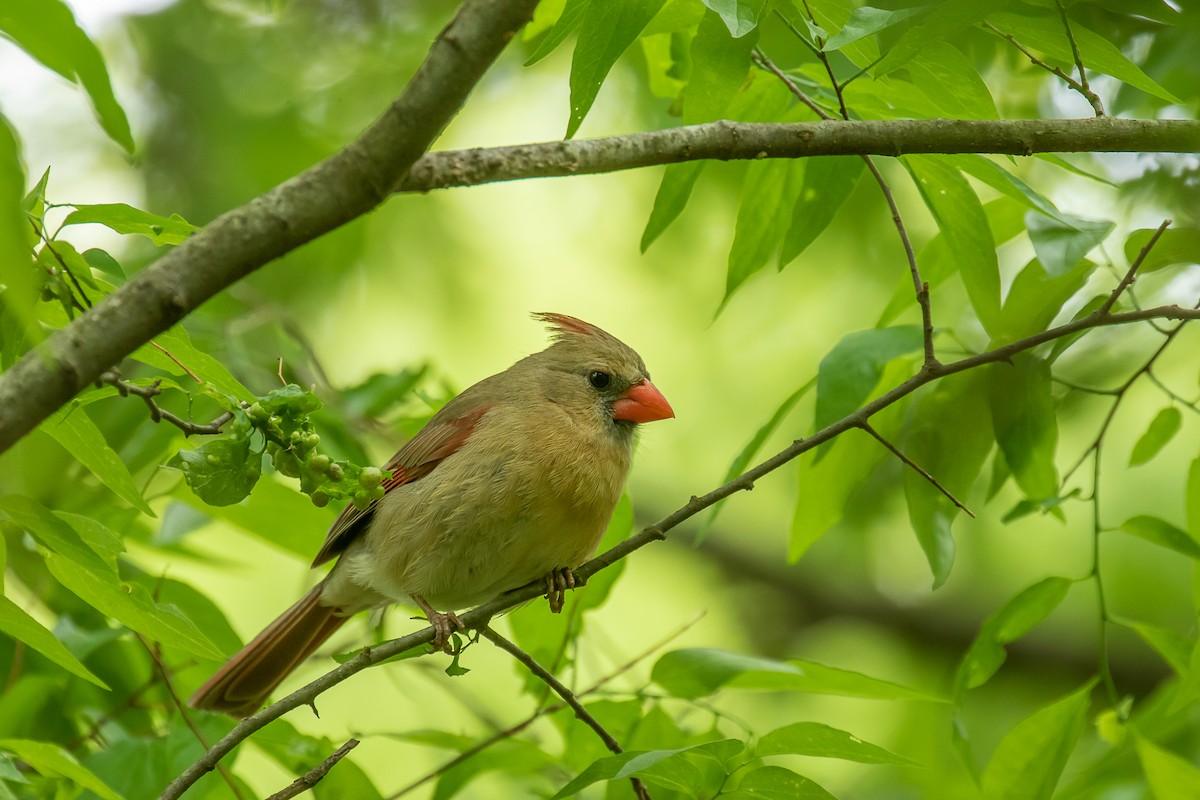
189 312 674 716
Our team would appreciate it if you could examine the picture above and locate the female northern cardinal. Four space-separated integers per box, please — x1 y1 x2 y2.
190 313 673 716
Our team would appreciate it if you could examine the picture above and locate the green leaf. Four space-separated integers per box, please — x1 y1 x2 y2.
981 681 1095 800
902 374 993 588
175 477 330 559
62 203 197 246
986 12 1180 104
641 10 757 250
1190 457 1200 543
0 594 107 688
1135 732 1200 800
0 115 40 368
780 157 865 266
814 326 922 431
169 434 262 507
1116 515 1200 560
567 0 667 138
997 257 1094 345
525 0 590 65
723 766 837 800
946 154 1065 222
83 248 124 281
0 496 113 575
904 154 1001 334
39 406 154 516
905 42 998 120
699 380 813 542
1110 616 1191 674
652 647 940 701
552 740 744 798
724 160 807 306
701 0 768 37
956 577 1072 693
1123 227 1200 274
873 0 994 75
823 5 926 51
130 324 255 403
0 0 133 152
988 355 1059 502
792 428 887 561
1129 407 1183 466
0 739 123 800
757 721 922 766
1026 212 1113 277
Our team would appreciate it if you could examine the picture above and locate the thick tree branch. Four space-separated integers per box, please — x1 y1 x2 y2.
0 0 541 455
397 118 1200 192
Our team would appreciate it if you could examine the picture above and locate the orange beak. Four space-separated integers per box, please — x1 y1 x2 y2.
612 379 674 423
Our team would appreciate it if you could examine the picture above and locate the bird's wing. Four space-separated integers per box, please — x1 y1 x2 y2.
310 396 492 567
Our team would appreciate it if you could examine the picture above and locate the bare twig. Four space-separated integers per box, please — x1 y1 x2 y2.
1098 219 1170 316
859 422 974 517
1054 0 1105 116
478 626 652 800
264 739 360 800
985 21 1105 116
150 341 203 382
99 371 235 436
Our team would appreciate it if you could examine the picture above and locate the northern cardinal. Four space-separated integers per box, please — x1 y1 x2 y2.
190 313 674 716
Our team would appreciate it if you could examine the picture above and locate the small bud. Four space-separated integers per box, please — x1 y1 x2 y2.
311 490 329 508
328 463 344 482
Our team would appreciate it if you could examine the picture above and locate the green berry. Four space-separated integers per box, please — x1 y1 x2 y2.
328 463 344 482
370 486 386 501
359 467 382 489
307 453 331 473
304 433 321 449
311 490 329 508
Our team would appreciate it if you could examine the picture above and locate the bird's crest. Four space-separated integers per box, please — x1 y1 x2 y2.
532 312 606 341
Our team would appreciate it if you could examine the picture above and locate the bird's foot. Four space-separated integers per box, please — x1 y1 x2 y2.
544 567 576 614
413 595 465 653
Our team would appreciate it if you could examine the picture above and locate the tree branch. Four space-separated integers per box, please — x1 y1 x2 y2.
158 296 1200 799
0 0 541 455
397 118 1199 193
264 739 359 800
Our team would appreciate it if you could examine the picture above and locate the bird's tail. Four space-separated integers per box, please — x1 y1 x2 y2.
189 581 347 717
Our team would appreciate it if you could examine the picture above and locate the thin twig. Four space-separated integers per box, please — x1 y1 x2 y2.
478 626 652 800
29 219 94 310
985 21 1105 116
387 612 704 799
1098 219 1170 316
136 634 246 800
860 422 974 517
100 371 235 436
264 739 360 800
752 47 936 366
1054 0 1105 116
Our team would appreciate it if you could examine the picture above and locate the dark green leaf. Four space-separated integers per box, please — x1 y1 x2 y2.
1135 732 1200 800
1130 407 1183 466
130 325 254 403
758 721 922 766
0 739 123 800
1123 227 1200 274
0 495 113 575
722 765 837 800
814 326 922 431
792 426 886 560
986 12 1180 104
39 406 154 516
1026 212 1113 277
873 0 994 75
567 0 667 138
995 257 1094 344
988 355 1059 502
62 203 197 245
0 595 107 688
652 647 940 701
981 681 1095 800
823 5 926 51
0 0 133 151
82 248 124 281
552 740 744 798
701 0 768 37
956 577 1072 693
177 476 331 559
0 115 41 367
904 155 1001 333
525 0 590 65
724 159 806 306
169 435 261 507
1116 515 1200 560
780 157 865 266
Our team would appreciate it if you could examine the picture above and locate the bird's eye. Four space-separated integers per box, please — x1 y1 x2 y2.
588 370 612 389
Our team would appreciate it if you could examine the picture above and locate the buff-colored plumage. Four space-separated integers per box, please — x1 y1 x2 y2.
190 313 673 716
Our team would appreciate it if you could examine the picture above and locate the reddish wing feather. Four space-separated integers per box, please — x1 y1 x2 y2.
310 402 491 567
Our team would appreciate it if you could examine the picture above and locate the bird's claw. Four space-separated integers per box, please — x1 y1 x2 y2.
429 610 465 654
544 567 576 614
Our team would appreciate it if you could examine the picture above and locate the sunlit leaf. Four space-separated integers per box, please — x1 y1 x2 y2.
0 595 107 688
757 721 923 766
1135 732 1200 800
701 0 768 38
988 355 1059 502
0 739 123 800
823 5 926 51
724 159 806 306
981 680 1094 800
1129 407 1182 467
39 406 154 516
552 740 744 798
1116 515 1200 560
1123 227 1200 274
873 0 993 75
169 434 261 507
995 257 1094 344
525 0 590 65
567 0 667 138
1189 457 1200 542
722 765 837 800
905 42 998 120
1026 212 1113 277
131 325 255 403
652 647 940 701
956 577 1073 693
62 203 197 245
0 0 133 152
